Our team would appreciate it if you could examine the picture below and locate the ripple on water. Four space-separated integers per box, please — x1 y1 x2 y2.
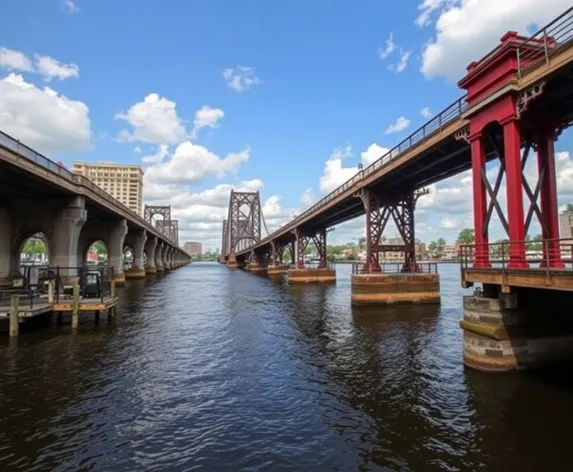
1 263 573 471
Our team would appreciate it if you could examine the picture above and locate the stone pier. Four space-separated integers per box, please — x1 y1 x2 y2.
287 267 336 284
267 265 289 275
460 288 573 372
125 230 147 279
351 273 440 306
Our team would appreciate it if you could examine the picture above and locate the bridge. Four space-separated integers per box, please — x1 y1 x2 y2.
220 7 573 373
0 130 191 290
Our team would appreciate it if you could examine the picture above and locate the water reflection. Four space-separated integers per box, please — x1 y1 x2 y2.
0 262 572 471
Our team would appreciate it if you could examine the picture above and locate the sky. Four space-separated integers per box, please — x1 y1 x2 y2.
1 0 573 251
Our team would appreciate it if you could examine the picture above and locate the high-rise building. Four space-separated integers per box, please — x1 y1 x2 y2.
184 241 202 256
560 210 573 242
72 162 144 215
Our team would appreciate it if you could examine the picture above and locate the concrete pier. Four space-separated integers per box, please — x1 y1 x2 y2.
247 263 267 273
125 268 146 279
267 265 289 275
460 289 573 372
287 267 336 284
351 273 440 306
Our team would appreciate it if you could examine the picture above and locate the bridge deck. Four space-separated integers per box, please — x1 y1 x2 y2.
463 267 573 292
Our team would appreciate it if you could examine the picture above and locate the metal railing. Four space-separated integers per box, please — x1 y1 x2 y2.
460 239 573 272
237 7 573 256
0 130 181 246
0 289 38 310
46 266 115 303
516 6 573 78
352 262 438 275
239 94 467 254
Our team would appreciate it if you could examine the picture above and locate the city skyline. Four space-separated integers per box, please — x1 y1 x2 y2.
1 0 573 251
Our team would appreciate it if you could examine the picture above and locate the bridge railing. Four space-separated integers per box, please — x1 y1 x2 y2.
352 262 438 274
250 96 468 251
516 6 573 78
0 130 180 246
460 239 573 271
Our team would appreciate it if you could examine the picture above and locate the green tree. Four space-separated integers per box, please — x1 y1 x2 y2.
457 228 475 244
428 241 437 257
358 237 366 250
566 203 573 213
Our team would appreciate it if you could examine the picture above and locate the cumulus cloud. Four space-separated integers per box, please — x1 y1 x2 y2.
384 116 410 134
0 46 79 81
420 107 432 118
116 93 187 144
0 47 33 72
378 33 397 59
378 33 412 73
419 0 571 81
144 141 249 185
34 55 79 81
0 73 91 154
192 105 224 138
300 188 316 208
222 66 261 92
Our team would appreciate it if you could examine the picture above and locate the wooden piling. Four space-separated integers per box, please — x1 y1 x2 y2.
72 283 80 329
48 280 54 304
9 295 19 337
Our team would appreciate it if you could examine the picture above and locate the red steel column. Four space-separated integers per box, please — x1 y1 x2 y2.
470 133 490 268
537 124 564 268
502 119 528 268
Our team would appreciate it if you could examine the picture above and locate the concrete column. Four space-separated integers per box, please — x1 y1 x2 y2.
50 196 87 283
0 208 12 287
163 246 171 270
145 236 157 274
156 242 164 272
125 230 146 279
108 219 128 286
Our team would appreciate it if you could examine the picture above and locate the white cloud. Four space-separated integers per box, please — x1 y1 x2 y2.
318 144 357 194
222 66 261 92
361 142 390 166
439 216 459 229
34 54 79 81
420 107 432 118
300 188 316 208
378 33 397 59
0 47 33 72
142 144 169 164
384 116 410 134
144 141 249 185
0 73 91 154
116 93 187 144
133 146 142 154
0 47 79 81
420 0 571 80
192 105 224 138
62 0 79 13
416 0 448 27
388 49 412 73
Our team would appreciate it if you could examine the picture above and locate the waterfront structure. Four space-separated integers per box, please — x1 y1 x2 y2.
72 162 144 215
559 210 573 242
219 8 573 373
184 242 202 257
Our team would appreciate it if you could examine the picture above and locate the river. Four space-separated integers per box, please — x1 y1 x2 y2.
0 263 572 471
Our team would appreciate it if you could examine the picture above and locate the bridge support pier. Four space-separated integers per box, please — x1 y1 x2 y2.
49 197 88 285
109 219 128 286
155 242 164 273
350 189 439 306
461 286 573 372
0 208 13 287
125 230 147 279
145 236 158 275
287 228 335 284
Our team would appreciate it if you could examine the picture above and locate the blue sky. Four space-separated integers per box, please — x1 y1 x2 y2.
1 0 573 250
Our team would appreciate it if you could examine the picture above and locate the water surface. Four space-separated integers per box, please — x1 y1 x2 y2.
1 263 572 471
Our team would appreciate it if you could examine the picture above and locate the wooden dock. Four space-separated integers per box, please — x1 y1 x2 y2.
53 296 117 312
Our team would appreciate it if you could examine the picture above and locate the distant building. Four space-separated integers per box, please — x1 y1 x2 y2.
72 162 144 215
184 241 202 256
560 210 573 242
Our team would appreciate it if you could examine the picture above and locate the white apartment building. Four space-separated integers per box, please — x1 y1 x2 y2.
72 162 144 215
560 210 573 242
